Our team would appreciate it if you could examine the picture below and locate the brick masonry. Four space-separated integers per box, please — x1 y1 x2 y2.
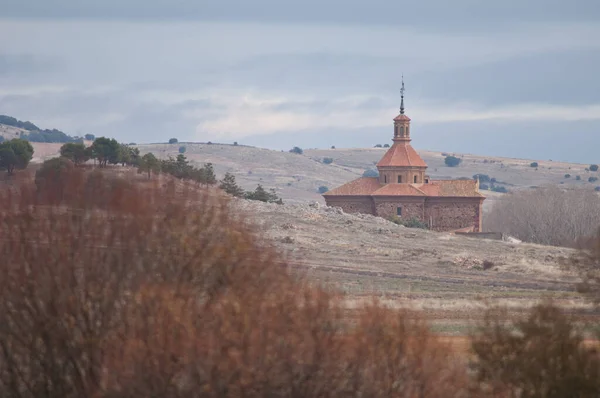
424 198 482 232
374 199 425 220
325 196 483 232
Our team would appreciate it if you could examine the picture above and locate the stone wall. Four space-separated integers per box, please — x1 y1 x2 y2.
326 195 484 232
324 197 375 215
425 199 481 232
374 199 425 220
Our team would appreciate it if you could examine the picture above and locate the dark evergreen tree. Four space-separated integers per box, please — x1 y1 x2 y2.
219 172 245 197
0 139 34 175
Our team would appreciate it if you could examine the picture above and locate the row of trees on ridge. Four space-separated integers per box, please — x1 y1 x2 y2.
56 138 283 204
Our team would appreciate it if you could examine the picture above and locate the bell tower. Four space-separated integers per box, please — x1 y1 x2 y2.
376 77 429 185
393 78 411 142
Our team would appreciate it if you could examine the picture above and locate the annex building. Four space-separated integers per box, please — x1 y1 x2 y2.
323 85 485 232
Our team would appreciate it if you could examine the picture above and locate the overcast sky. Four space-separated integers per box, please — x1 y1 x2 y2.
1 0 599 162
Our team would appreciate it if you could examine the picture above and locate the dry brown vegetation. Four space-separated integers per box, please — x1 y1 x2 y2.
485 186 600 247
2 165 600 397
0 168 470 397
472 302 600 397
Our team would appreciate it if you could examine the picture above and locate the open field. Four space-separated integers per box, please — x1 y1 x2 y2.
235 198 593 335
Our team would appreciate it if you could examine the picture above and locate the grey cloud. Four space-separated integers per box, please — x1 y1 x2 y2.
0 54 59 78
0 89 215 143
225 53 412 95
269 97 385 114
417 48 600 106
3 0 599 32
242 119 600 164
416 119 600 164
100 103 200 144
1 11 599 162
222 47 600 108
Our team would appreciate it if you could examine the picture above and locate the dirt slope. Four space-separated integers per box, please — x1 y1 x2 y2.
235 198 588 334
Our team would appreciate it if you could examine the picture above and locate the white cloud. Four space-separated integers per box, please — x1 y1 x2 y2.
193 92 600 140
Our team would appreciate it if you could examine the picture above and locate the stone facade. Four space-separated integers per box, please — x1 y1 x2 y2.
325 195 484 232
374 198 425 220
424 198 482 232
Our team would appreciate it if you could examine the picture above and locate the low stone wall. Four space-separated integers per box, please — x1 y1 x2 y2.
454 231 504 240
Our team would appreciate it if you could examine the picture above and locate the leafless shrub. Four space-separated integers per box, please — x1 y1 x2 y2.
471 301 600 397
485 186 600 246
566 230 600 306
0 171 469 397
482 260 494 270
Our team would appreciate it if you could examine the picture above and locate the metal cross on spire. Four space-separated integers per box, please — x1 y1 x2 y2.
400 75 405 115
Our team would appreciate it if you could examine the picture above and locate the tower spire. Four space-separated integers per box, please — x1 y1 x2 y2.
400 75 405 114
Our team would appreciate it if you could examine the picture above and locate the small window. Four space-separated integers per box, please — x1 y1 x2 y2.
397 175 402 183
414 175 418 183
425 178 429 184
400 126 404 136
396 207 402 216
384 175 387 183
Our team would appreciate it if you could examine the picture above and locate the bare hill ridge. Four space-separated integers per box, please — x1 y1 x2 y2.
28 141 599 207
137 143 599 206
0 124 27 141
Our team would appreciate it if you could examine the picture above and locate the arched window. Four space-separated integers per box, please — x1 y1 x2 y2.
384 175 387 183
397 175 402 183
400 126 404 136
414 175 418 183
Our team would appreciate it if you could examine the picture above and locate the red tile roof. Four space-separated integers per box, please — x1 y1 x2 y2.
323 177 381 196
428 180 485 198
372 184 426 196
376 142 428 168
393 114 411 122
324 179 484 198
413 183 441 196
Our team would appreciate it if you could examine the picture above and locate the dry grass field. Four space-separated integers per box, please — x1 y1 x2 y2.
234 199 591 335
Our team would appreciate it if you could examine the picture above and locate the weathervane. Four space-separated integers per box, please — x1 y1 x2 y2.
400 75 405 115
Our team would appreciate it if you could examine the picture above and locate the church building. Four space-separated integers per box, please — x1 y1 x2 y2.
323 82 485 232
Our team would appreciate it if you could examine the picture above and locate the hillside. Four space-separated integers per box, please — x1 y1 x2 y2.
28 141 600 209
137 143 600 208
0 124 28 141
0 115 82 143
234 197 585 334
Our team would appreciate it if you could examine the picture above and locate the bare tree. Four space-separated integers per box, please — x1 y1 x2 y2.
485 186 600 246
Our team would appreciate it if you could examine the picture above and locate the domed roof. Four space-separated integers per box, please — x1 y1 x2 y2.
393 114 411 122
376 142 427 168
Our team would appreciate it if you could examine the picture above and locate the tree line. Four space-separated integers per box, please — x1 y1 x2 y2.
58 138 283 204
0 136 283 204
0 115 94 143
